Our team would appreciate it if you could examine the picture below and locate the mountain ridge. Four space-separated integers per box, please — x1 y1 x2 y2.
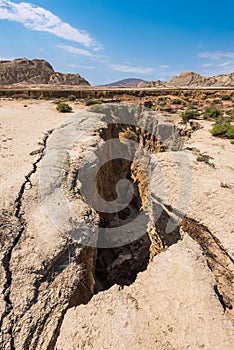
1 58 234 87
138 71 234 88
101 78 145 87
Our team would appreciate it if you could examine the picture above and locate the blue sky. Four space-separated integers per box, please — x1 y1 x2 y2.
0 0 234 85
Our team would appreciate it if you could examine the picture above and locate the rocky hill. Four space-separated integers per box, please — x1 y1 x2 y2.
137 71 234 88
166 71 234 87
0 58 90 86
137 80 166 88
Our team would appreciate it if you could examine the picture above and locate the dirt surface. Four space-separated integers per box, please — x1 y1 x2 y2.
0 98 233 349
0 100 86 207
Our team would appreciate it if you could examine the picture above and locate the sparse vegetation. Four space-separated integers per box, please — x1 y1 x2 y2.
56 102 73 113
203 108 223 120
122 128 138 141
181 109 201 122
68 94 77 101
228 108 234 118
208 105 234 140
85 99 100 106
221 95 232 101
197 154 214 167
210 123 234 139
188 104 196 109
172 99 182 105
226 125 234 139
158 97 167 106
89 104 105 113
197 154 210 163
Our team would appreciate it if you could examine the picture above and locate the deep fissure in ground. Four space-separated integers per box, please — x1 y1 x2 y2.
93 123 180 293
92 120 234 319
94 158 151 292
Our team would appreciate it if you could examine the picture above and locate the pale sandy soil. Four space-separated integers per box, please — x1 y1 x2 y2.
0 99 85 208
1 100 233 256
0 101 233 349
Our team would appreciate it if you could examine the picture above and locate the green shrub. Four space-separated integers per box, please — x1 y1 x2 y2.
228 108 234 119
203 108 223 120
172 99 182 105
225 125 234 139
181 109 201 122
210 124 228 136
56 102 73 113
221 95 232 101
230 140 234 145
213 99 220 104
210 123 234 139
68 94 77 101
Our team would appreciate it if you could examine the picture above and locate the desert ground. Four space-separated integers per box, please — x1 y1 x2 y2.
0 94 234 349
0 99 85 207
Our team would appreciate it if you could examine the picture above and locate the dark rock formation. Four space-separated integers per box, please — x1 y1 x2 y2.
0 58 90 86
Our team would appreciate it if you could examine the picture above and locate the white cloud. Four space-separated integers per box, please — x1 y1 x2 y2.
0 56 14 61
160 65 169 69
198 51 234 60
58 45 93 57
68 64 95 69
198 51 234 75
109 64 154 75
218 61 233 67
201 63 213 68
0 0 102 50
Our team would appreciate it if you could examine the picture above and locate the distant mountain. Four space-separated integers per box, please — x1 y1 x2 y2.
137 72 234 88
103 78 145 87
167 71 234 87
0 58 90 86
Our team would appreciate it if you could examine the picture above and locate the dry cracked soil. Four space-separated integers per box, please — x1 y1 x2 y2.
0 98 233 350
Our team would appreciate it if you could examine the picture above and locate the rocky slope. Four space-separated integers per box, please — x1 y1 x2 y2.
0 58 90 86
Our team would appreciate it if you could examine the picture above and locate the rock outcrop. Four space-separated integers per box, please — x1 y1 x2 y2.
136 72 234 88
0 58 90 86
56 236 234 350
137 80 166 88
167 71 234 87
